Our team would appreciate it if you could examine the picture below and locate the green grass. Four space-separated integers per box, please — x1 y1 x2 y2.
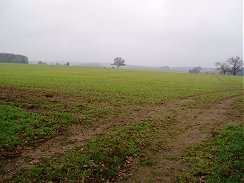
13 122 156 182
0 64 243 105
0 64 243 181
182 125 244 182
0 64 242 127
0 64 242 149
0 103 60 149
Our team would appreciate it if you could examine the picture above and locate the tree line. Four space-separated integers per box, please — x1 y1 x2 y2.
189 56 243 75
216 56 243 75
0 53 29 64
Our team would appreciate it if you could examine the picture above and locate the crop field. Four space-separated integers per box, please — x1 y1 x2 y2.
0 64 243 182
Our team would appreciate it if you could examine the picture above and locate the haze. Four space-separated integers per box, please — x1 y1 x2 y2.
0 0 242 67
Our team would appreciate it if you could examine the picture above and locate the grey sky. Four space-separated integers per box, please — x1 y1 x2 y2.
0 0 242 67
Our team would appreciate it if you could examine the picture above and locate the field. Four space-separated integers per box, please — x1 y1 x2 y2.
0 64 243 182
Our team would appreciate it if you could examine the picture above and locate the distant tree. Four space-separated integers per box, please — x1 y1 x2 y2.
111 57 126 68
189 67 201 73
215 62 229 75
38 61 47 64
0 53 28 64
226 56 243 75
66 62 70 66
215 56 243 75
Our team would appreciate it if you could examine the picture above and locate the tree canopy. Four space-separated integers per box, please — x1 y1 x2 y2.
215 62 229 75
226 56 243 75
111 57 126 68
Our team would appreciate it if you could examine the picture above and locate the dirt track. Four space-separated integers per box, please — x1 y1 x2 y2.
123 96 241 182
0 89 242 182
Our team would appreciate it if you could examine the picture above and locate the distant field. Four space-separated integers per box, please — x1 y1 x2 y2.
0 64 243 102
0 64 243 182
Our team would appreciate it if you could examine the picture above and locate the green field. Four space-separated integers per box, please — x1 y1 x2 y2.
0 64 243 182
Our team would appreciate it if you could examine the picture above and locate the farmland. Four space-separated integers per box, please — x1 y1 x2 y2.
0 64 243 182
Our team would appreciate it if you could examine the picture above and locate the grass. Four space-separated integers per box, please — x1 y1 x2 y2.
181 125 244 182
0 64 243 105
13 122 156 182
0 64 243 181
0 65 242 122
0 64 242 149
0 103 60 149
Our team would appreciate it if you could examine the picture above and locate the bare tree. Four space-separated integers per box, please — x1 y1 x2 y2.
215 62 229 75
111 57 126 68
226 56 243 75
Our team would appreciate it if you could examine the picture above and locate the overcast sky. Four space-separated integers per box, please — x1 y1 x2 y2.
0 0 242 67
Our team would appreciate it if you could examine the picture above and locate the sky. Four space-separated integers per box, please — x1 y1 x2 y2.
0 0 243 67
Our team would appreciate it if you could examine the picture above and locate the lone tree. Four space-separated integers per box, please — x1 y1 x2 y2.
38 61 47 64
226 56 243 75
215 62 229 75
111 57 126 68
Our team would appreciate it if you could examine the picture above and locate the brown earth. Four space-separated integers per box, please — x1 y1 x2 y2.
0 86 242 182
